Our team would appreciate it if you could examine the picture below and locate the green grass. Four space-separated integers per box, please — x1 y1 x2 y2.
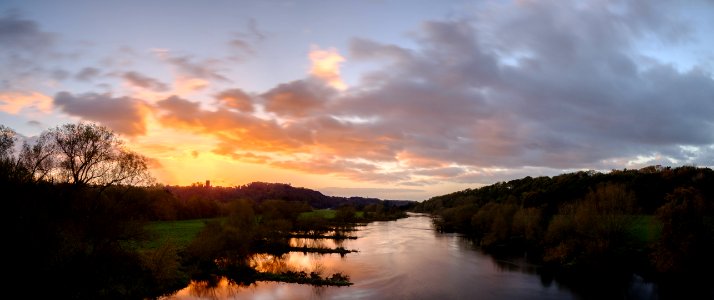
298 209 366 220
629 215 662 244
145 218 220 249
145 209 368 249
299 209 337 220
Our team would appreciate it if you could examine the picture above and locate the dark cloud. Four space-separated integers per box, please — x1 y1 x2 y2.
261 79 335 118
75 67 101 81
53 92 148 136
0 13 54 51
0 13 58 89
216 88 254 112
331 0 714 173
122 71 168 92
350 37 412 62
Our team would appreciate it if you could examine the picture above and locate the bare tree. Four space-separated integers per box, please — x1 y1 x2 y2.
4 122 153 186
18 131 56 182
46 122 153 186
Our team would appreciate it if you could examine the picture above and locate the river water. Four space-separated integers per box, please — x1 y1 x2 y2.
163 213 656 300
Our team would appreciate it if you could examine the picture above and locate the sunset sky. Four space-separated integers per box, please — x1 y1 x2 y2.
1 0 713 200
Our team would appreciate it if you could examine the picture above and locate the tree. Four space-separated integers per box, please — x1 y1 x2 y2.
0 125 31 182
652 187 714 274
6 122 153 186
18 131 55 182
46 122 152 186
0 124 16 160
335 204 357 222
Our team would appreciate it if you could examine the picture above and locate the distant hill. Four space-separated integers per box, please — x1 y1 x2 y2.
165 181 416 209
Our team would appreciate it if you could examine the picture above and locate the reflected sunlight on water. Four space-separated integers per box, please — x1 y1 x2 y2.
162 214 590 300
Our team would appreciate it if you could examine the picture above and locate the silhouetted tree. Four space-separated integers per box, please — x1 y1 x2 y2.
48 122 152 186
18 130 55 182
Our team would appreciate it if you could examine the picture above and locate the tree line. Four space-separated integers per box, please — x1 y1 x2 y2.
413 166 714 297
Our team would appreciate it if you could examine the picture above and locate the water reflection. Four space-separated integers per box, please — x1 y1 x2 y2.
165 214 653 300
289 238 339 249
248 252 341 276
184 277 251 299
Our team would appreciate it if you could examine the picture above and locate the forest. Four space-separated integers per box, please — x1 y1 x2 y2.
414 165 714 295
1 123 410 299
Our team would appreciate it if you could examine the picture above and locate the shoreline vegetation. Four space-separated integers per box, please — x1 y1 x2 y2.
414 165 714 298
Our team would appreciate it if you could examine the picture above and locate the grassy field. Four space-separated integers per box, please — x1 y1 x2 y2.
146 210 370 248
297 209 366 220
298 209 337 219
145 218 219 249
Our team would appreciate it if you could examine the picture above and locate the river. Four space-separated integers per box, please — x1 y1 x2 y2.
163 213 657 300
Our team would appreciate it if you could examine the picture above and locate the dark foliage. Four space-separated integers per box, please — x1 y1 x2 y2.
414 165 714 293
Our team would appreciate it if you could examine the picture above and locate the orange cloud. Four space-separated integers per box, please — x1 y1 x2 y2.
216 88 254 112
396 151 448 168
155 96 311 153
309 46 347 90
0 91 52 114
174 77 210 96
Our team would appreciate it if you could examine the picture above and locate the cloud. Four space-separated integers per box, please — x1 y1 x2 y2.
155 95 310 152
272 156 379 175
261 79 335 118
53 92 149 136
0 91 52 114
216 88 254 112
320 187 426 200
174 77 210 95
0 13 59 90
0 13 54 51
75 67 101 81
227 38 254 61
122 71 169 92
247 18 265 41
39 0 710 188
226 18 264 62
154 49 229 82
309 46 347 90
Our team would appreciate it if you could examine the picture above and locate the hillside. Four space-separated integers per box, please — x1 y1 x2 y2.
166 181 415 209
